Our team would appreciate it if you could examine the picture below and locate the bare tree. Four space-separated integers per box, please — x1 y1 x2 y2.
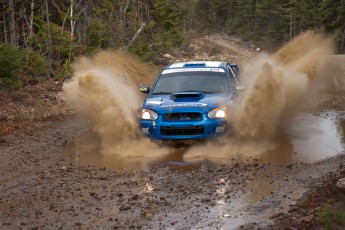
9 0 16 45
126 21 146 49
341 30 345 53
119 0 130 31
29 0 34 39
66 0 84 62
70 0 74 38
2 2 7 43
45 0 52 70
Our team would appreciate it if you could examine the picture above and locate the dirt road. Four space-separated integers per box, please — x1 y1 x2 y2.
1 110 345 229
1 46 345 228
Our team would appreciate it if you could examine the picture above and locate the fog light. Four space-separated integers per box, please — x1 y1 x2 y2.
141 127 150 134
216 126 226 133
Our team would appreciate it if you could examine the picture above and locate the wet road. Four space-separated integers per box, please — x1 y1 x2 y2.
1 110 345 229
67 112 345 171
60 112 345 228
1 55 345 229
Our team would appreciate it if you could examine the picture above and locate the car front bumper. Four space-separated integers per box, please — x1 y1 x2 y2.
139 114 229 141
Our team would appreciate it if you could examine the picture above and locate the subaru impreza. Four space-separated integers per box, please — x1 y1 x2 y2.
138 61 242 141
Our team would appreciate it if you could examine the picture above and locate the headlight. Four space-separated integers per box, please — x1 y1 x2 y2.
208 108 227 119
140 109 158 120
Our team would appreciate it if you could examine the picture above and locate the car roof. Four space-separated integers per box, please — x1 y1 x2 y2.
166 61 228 69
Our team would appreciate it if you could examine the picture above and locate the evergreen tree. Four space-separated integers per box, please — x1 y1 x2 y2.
0 43 22 90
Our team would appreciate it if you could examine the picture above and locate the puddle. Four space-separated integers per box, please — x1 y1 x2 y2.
261 112 345 164
65 131 215 172
66 112 345 171
152 150 217 172
65 131 157 172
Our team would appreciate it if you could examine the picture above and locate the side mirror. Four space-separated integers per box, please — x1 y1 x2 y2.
235 85 245 91
140 86 150 94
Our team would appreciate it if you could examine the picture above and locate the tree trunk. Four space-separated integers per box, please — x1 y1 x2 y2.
289 9 292 40
119 0 130 31
9 0 16 45
126 22 146 49
29 0 34 39
341 27 345 54
2 2 7 43
68 0 74 63
45 0 52 71
70 0 74 38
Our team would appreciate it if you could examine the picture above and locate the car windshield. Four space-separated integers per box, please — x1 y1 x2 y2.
151 70 230 95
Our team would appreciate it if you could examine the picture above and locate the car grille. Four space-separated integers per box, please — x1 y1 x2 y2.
160 126 204 136
163 113 202 121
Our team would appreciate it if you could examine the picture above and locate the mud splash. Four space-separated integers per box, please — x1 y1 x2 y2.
63 32 336 169
62 50 170 160
235 31 333 138
185 31 334 160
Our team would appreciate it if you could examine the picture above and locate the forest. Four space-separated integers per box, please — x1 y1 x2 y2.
0 0 344 90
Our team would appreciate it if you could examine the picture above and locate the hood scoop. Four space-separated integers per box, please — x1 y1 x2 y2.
170 92 204 100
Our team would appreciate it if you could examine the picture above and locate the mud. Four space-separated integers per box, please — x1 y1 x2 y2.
235 31 333 139
62 50 170 159
62 32 336 168
67 112 345 172
1 115 344 229
1 36 345 229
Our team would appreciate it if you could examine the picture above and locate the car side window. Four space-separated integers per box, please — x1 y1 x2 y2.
228 66 238 90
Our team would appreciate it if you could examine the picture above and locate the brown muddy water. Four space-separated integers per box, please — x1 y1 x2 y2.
66 112 345 172
63 32 338 172
262 112 345 163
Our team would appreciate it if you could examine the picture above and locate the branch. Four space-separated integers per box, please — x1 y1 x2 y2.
126 22 146 50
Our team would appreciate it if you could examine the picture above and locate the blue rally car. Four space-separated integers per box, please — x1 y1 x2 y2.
138 61 242 141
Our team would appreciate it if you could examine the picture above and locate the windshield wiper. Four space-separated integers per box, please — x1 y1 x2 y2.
180 90 202 92
182 90 217 94
152 91 219 95
201 91 217 94
151 92 172 95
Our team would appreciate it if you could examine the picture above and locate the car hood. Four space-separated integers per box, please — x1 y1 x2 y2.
142 93 231 114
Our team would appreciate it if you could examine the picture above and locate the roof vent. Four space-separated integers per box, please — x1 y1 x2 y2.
183 63 206 67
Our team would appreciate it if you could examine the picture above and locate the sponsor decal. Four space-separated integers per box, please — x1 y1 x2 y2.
160 103 207 108
162 68 225 74
146 101 162 105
